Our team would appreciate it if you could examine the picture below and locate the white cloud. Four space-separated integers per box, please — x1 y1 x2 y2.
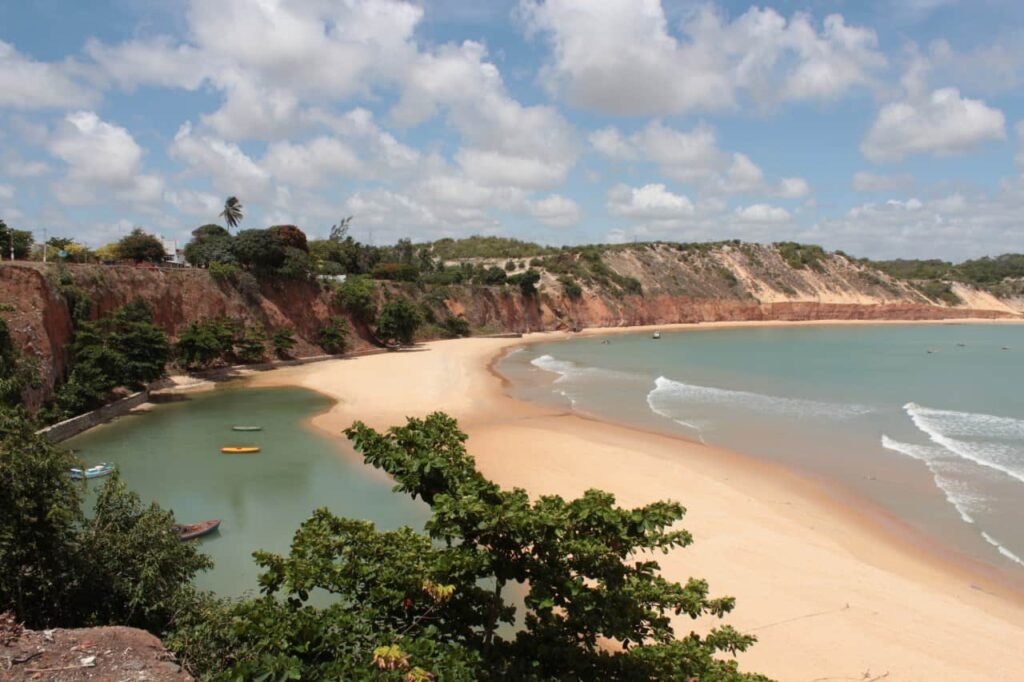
0 40 96 109
164 189 223 218
169 122 270 197
0 184 14 201
522 1 884 116
862 87 1006 162
90 0 424 140
608 183 694 219
588 127 636 160
263 137 362 188
529 194 580 227
48 111 163 206
852 171 915 192
593 121 809 199
775 177 811 198
734 203 792 223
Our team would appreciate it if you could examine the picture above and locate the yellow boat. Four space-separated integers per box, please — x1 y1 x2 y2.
220 446 260 454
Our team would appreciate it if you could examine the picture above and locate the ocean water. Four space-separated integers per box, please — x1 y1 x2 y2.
498 324 1024 576
67 386 428 596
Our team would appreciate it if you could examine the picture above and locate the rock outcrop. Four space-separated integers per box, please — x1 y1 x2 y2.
0 617 192 681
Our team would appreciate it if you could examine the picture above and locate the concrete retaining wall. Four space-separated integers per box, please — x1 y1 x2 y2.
38 391 150 443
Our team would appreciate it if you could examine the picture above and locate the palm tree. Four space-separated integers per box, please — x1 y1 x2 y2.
220 196 243 230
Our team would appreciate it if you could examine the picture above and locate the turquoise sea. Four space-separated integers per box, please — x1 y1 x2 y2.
498 324 1024 578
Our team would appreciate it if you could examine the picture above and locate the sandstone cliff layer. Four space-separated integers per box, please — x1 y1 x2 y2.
2 242 1018 407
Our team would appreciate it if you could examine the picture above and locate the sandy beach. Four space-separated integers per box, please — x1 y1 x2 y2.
247 321 1024 682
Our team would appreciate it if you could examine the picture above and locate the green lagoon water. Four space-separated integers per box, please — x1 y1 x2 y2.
67 386 428 596
499 324 1024 578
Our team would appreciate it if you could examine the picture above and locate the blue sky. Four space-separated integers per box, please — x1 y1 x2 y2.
2 0 1024 259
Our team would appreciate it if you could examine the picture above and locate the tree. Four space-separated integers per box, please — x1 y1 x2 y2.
329 216 353 242
376 298 422 345
0 219 33 260
269 225 308 252
0 408 210 630
333 275 377 323
184 224 235 267
168 413 768 681
0 316 37 408
221 196 243 230
480 266 507 285
47 299 170 420
174 318 237 369
233 229 285 270
316 317 349 355
116 228 166 263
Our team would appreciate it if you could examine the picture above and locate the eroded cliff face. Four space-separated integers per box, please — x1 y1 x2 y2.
1 242 1018 408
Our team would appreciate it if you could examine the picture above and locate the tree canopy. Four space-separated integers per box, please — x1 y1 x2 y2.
116 228 166 263
169 413 768 681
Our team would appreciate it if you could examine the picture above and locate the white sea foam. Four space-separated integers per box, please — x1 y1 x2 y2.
880 435 982 524
981 532 1024 566
646 375 872 422
903 403 1024 484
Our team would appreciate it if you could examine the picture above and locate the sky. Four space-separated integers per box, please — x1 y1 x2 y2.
2 0 1024 260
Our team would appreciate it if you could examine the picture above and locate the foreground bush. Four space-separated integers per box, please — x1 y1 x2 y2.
171 413 769 681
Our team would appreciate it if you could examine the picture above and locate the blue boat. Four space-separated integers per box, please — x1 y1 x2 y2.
70 462 115 480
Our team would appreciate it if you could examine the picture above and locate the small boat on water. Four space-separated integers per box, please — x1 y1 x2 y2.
70 463 114 480
172 519 221 541
652 331 661 339
221 446 260 454
232 425 262 431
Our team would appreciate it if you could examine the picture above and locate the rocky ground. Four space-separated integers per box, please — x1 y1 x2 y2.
0 614 192 681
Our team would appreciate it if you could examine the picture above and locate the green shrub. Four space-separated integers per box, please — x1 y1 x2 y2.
208 261 239 283
317 317 350 354
479 266 507 285
377 298 423 345
558 275 583 300
440 315 471 338
507 269 540 296
334 275 377 322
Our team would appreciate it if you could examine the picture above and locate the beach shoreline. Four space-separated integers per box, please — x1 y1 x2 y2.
245 318 1024 681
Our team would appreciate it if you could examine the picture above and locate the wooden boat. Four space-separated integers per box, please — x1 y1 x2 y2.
221 446 260 454
172 519 221 541
232 425 262 431
70 463 114 480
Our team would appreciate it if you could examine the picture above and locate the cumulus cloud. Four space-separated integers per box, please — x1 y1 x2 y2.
0 40 96 109
164 189 224 218
48 111 163 206
608 183 695 219
522 1 884 116
592 121 809 198
169 122 270 197
89 0 423 140
529 194 581 227
862 87 1006 162
734 203 792 222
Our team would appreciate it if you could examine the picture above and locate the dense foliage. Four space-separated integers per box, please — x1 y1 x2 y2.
174 317 272 369
0 219 33 259
316 316 350 355
377 298 423 345
0 408 210 630
0 314 37 408
333 275 378 323
47 299 170 420
428 236 557 260
117 228 166 263
170 413 767 681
